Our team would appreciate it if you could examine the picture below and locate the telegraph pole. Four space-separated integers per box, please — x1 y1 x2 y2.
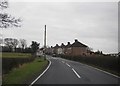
44 25 47 60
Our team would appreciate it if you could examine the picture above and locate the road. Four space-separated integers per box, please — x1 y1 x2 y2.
33 55 119 84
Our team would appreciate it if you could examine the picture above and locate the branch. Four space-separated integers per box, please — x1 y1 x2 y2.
0 13 22 28
0 0 8 9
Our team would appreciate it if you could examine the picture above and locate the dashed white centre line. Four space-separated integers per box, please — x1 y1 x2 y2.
66 63 71 67
62 61 65 63
72 68 81 79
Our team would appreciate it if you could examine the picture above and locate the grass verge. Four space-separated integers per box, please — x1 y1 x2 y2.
2 52 32 58
2 57 48 85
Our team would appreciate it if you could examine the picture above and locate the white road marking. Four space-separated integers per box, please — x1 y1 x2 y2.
63 59 120 78
29 60 51 86
77 62 120 78
72 68 81 79
66 63 71 67
62 61 65 63
52 58 57 59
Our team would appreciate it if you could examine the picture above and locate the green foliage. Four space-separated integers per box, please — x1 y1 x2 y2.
31 41 40 55
2 57 48 84
2 52 31 58
61 55 119 76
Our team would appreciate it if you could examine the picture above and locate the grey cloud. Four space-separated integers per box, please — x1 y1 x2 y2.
1 2 118 53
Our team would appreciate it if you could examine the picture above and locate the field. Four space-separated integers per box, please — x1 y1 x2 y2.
2 57 48 84
2 52 32 58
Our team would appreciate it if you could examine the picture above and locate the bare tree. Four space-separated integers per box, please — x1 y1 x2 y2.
0 0 8 9
0 0 21 28
4 38 13 51
12 39 19 51
19 39 27 52
4 38 18 52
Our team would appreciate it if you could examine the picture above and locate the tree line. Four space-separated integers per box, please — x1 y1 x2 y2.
1 38 40 55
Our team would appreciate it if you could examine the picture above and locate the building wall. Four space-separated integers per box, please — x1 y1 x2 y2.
71 47 87 56
57 48 62 55
65 47 72 56
52 46 88 56
57 48 65 55
53 48 58 54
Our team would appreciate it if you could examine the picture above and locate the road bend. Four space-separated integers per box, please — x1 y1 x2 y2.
34 55 119 84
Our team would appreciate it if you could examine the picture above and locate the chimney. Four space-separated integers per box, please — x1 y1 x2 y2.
75 39 78 42
68 42 70 45
56 44 59 46
61 43 64 46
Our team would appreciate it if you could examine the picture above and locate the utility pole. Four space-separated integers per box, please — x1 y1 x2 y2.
44 25 47 60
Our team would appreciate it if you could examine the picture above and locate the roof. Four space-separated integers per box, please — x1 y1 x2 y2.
61 43 65 48
54 44 60 48
66 42 71 48
71 39 88 47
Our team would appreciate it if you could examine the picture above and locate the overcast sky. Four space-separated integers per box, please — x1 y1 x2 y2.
1 1 118 54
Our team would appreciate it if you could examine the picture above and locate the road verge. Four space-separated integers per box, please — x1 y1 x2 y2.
29 59 51 86
2 57 48 85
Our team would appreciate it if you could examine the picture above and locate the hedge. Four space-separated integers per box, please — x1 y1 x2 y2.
2 58 35 74
60 55 120 75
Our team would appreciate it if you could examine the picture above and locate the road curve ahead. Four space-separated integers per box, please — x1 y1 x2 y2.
33 56 119 84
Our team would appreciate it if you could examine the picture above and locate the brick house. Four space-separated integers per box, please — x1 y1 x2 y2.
53 44 60 55
52 39 89 57
64 42 71 56
70 39 88 56
60 43 65 55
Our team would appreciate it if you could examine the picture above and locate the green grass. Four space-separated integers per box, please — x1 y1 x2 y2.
2 52 32 58
2 57 48 84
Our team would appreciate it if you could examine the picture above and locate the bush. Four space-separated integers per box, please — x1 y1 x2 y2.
2 58 35 74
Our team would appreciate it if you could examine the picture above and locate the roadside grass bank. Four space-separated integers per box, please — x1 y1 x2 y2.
2 52 34 74
60 55 120 77
2 57 48 85
2 52 32 58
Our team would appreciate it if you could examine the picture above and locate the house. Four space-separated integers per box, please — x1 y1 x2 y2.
50 46 54 54
53 44 60 55
70 39 88 56
108 53 119 57
60 43 66 55
64 42 71 56
46 46 53 55
51 39 89 57
36 48 44 57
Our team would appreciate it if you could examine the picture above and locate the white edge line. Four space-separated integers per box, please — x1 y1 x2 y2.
72 68 81 78
66 63 71 67
79 62 120 78
29 60 51 86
